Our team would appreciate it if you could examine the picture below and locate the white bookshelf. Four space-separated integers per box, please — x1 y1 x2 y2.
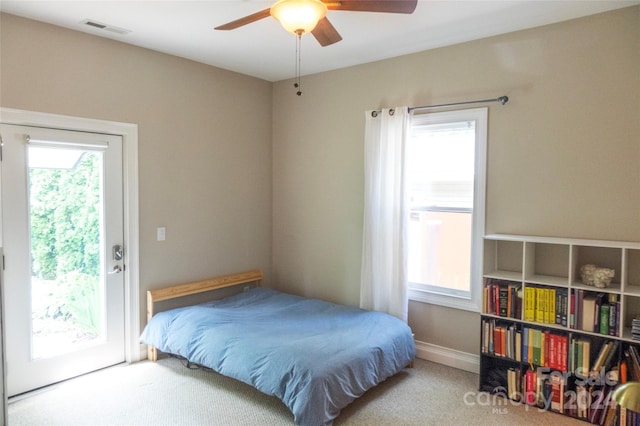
483 234 640 340
479 234 640 423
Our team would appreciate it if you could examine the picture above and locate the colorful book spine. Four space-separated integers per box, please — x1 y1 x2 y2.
525 369 536 405
525 287 535 321
483 279 522 319
521 327 569 372
524 286 569 325
535 287 544 323
599 304 610 335
608 301 618 336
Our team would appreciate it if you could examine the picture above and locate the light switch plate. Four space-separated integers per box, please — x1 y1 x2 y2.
157 227 166 241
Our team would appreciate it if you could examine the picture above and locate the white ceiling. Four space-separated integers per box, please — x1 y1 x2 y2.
2 0 638 82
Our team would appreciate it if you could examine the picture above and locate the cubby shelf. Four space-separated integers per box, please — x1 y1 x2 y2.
480 234 640 424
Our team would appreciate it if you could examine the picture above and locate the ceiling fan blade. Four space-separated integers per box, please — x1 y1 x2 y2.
311 17 343 47
214 8 272 30
326 0 417 14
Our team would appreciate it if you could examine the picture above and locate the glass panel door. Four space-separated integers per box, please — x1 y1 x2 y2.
1 124 125 396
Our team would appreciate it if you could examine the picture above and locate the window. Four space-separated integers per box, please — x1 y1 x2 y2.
406 108 487 312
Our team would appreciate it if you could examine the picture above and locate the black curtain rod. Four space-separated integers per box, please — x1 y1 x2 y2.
371 95 509 117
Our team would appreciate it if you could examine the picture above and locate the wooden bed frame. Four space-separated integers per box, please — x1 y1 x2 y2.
145 269 263 361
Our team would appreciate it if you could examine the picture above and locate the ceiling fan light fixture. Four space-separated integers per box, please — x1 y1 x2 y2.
270 0 328 35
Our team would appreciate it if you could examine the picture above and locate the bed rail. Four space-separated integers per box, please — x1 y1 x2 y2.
146 268 263 361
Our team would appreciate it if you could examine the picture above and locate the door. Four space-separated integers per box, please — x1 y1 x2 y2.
0 124 125 396
0 249 6 424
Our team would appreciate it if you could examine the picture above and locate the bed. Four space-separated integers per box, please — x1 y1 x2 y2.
140 269 416 426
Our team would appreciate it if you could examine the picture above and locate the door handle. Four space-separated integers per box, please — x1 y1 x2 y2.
108 265 122 274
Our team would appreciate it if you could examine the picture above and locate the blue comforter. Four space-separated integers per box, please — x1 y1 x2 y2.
140 287 415 426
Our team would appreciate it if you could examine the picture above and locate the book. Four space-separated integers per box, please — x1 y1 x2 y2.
556 288 568 326
570 291 576 329
590 341 614 379
602 341 619 374
494 325 502 357
547 288 556 324
576 290 584 331
524 287 536 322
499 286 509 317
528 327 534 363
582 339 591 375
511 285 522 319
560 335 568 372
548 332 556 370
550 373 564 413
535 287 545 323
581 293 597 332
488 320 495 354
555 289 563 325
626 345 640 381
601 395 617 426
541 375 552 410
609 302 618 336
541 330 547 366
569 337 576 373
507 368 521 401
576 384 589 419
621 359 628 384
507 324 516 359
481 319 487 353
537 372 547 408
525 368 536 405
632 317 640 340
599 304 610 335
620 405 627 426
594 293 606 333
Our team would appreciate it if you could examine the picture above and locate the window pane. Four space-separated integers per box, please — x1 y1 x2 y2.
407 119 476 298
28 146 106 359
408 121 475 210
408 210 471 296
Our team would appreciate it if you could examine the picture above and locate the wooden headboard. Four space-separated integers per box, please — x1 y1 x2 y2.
145 268 263 361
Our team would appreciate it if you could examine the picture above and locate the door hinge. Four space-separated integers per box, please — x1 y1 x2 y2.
0 133 4 161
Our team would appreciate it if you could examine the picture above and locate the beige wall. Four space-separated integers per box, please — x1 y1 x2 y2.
272 6 640 354
0 13 273 333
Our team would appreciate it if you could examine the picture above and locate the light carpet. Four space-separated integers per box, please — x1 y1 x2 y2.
9 357 584 425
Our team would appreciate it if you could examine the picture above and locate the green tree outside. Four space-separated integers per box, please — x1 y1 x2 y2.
29 150 102 335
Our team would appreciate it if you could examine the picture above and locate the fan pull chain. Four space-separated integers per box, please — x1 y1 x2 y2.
294 31 302 96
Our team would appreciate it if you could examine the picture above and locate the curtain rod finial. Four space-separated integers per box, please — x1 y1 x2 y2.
498 96 509 105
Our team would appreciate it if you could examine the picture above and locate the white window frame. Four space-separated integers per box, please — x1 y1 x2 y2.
407 107 487 313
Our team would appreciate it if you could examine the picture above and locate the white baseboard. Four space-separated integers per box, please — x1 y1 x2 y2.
414 340 480 374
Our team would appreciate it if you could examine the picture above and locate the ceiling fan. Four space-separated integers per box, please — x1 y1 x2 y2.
215 0 418 47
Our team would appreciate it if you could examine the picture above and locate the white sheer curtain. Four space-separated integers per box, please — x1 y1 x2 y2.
360 106 409 321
